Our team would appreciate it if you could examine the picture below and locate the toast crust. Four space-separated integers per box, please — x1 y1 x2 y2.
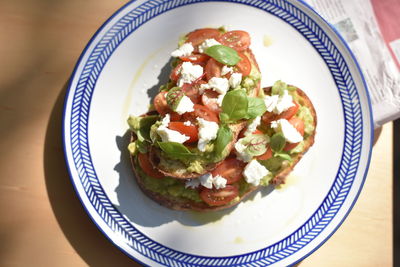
129 86 317 211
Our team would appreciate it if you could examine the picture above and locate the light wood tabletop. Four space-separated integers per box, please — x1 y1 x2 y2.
0 1 393 266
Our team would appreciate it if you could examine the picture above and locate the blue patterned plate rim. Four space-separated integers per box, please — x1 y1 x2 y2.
62 0 374 266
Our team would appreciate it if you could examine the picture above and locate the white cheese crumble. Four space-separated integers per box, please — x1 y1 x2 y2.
216 93 225 106
243 159 270 186
190 174 228 189
177 62 203 87
213 175 227 189
171 42 194 57
263 90 295 114
229 73 242 88
221 65 233 76
271 119 303 143
197 117 219 152
199 173 214 189
175 95 194 115
234 138 253 162
185 178 200 189
198 38 221 53
156 114 190 143
208 77 229 94
183 121 192 126
244 116 261 136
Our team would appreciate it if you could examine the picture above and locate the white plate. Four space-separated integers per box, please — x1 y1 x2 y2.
63 0 374 266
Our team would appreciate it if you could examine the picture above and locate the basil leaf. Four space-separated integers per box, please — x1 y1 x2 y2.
157 142 194 160
213 125 233 162
271 80 287 96
242 134 269 156
220 90 248 122
258 157 283 172
246 97 267 119
274 152 292 162
166 87 183 111
128 115 159 142
205 45 241 66
270 133 286 152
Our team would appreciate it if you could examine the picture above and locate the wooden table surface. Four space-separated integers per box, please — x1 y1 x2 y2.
0 1 393 266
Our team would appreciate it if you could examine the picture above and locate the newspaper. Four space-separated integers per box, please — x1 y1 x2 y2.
303 0 400 128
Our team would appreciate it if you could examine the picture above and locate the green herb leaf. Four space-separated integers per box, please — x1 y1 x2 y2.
213 125 233 162
220 89 248 122
246 97 267 119
271 80 287 96
258 157 283 172
274 152 292 161
166 87 183 111
158 142 194 160
270 133 286 152
205 45 241 66
242 134 269 156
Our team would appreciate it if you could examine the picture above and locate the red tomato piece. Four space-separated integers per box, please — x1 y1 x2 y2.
283 117 305 151
153 91 182 120
168 122 199 143
180 54 210 64
235 52 251 77
218 30 251 51
257 147 273 160
170 62 183 82
201 89 221 113
181 82 202 104
182 104 219 123
204 58 223 81
138 152 164 178
186 28 222 47
211 158 245 184
279 101 299 121
200 185 239 206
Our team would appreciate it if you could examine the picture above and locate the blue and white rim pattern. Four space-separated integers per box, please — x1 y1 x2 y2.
65 0 369 265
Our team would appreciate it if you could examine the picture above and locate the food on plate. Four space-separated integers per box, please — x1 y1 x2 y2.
127 27 317 211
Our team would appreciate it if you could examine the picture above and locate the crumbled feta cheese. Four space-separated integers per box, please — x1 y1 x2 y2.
156 114 190 143
216 93 225 106
244 116 261 136
171 43 194 57
177 62 203 87
175 95 194 115
263 90 295 114
197 117 219 152
221 65 233 76
185 178 200 189
271 119 303 143
208 77 229 94
243 160 269 186
264 94 279 112
198 38 221 53
213 175 227 189
234 138 253 162
229 73 242 88
183 121 192 126
199 83 210 94
199 173 214 189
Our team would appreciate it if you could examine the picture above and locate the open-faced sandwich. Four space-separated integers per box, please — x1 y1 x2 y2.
127 28 317 211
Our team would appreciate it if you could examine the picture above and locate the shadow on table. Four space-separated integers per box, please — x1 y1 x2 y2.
43 82 140 267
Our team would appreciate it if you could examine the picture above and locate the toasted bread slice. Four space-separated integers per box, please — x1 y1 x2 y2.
129 86 317 211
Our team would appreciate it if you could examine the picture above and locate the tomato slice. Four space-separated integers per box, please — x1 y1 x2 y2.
180 54 210 64
186 28 222 47
182 104 219 123
138 152 164 178
181 82 202 104
235 52 251 77
201 89 221 113
153 91 182 120
217 30 251 51
211 158 245 184
283 117 305 151
204 58 223 81
170 62 183 82
257 147 273 160
200 185 239 206
279 101 299 121
168 122 198 143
